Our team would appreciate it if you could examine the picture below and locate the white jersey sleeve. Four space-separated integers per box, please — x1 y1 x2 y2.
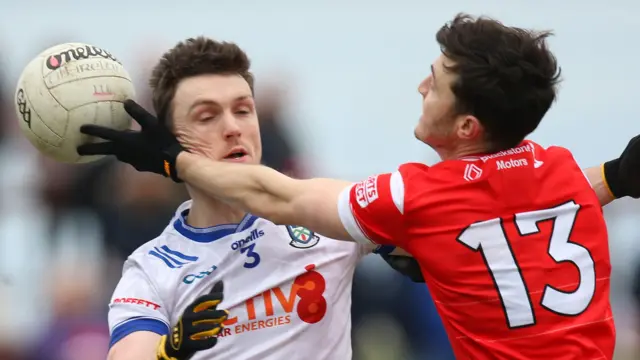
108 256 171 348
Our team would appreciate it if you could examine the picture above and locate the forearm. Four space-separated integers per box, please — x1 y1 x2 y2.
176 152 354 238
584 165 615 206
108 348 156 360
107 332 160 360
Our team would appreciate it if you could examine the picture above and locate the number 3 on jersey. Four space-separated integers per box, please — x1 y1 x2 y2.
240 243 261 269
457 201 596 329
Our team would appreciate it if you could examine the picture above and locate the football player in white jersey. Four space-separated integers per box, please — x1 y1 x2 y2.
78 37 413 360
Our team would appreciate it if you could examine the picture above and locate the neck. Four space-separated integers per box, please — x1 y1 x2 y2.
187 188 246 228
435 141 490 161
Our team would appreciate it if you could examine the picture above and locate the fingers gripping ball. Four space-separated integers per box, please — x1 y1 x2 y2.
77 100 184 182
14 42 134 163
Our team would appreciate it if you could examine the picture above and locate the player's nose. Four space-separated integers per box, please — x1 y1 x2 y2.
221 114 242 139
418 76 431 96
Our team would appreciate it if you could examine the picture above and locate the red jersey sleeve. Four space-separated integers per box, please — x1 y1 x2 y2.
337 170 406 247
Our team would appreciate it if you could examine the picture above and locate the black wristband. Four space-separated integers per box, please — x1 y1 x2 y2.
603 158 623 198
164 143 185 183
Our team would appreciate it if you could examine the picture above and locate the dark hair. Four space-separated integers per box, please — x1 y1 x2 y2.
436 13 561 151
149 36 254 126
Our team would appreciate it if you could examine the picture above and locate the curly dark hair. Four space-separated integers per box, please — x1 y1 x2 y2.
149 36 254 126
436 13 562 150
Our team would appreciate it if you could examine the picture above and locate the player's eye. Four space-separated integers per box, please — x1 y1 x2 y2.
235 107 252 115
198 112 216 122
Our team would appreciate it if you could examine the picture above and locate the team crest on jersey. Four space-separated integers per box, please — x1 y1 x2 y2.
286 225 320 249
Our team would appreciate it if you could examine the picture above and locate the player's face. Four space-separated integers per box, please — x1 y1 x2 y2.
415 55 459 147
416 55 485 157
170 74 262 164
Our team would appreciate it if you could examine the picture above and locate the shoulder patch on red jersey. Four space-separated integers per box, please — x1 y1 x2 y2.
354 175 380 209
340 170 409 246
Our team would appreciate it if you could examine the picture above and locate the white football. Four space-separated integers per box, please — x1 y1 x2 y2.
14 42 135 163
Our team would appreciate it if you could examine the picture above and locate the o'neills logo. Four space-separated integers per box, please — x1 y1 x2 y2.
480 143 533 162
46 45 120 70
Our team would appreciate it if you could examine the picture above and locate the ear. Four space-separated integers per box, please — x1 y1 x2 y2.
457 115 482 141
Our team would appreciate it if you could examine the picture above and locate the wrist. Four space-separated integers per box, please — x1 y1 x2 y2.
164 143 186 183
175 151 196 180
602 158 623 198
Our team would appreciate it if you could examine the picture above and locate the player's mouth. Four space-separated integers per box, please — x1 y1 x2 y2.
223 147 250 163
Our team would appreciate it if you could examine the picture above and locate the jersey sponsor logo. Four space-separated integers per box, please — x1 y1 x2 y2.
183 264 218 284
112 297 161 310
496 158 529 170
479 143 533 162
463 163 483 181
148 245 199 269
355 175 379 208
230 229 265 250
286 225 320 249
218 264 328 337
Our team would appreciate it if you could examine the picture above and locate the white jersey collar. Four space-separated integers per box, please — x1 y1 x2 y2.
172 200 259 243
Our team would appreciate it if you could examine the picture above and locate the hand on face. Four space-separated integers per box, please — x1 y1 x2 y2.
170 74 262 164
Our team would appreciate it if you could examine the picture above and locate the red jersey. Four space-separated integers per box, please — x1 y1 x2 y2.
337 140 615 359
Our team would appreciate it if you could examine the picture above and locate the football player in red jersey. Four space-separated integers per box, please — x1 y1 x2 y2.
80 13 640 360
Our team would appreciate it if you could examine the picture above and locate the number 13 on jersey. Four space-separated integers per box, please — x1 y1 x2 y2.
457 201 596 329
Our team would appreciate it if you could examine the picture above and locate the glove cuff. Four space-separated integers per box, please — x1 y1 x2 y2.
602 158 623 198
156 335 179 360
163 143 185 183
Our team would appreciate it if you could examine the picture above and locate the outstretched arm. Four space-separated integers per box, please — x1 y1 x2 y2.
79 100 640 238
176 152 355 241
176 150 625 240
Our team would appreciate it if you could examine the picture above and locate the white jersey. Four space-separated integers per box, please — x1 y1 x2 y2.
108 200 391 359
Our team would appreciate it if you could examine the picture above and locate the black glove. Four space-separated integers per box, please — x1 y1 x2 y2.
157 281 228 360
77 100 184 182
380 253 425 283
603 134 640 198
